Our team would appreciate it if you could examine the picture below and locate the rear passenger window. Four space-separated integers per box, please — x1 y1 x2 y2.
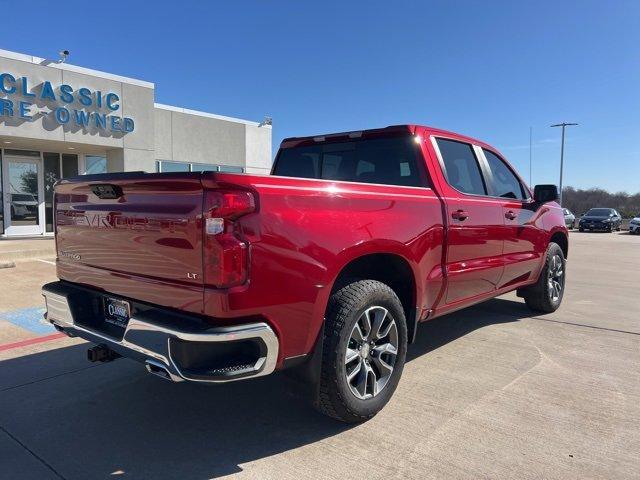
483 149 526 200
435 138 487 195
273 136 427 187
274 146 320 179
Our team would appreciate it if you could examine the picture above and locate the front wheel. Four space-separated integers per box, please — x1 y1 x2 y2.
521 242 566 313
316 279 408 423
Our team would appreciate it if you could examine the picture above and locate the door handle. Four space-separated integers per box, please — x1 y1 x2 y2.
505 210 517 220
452 209 469 221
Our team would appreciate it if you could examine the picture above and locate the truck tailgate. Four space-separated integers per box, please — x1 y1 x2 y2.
54 173 205 314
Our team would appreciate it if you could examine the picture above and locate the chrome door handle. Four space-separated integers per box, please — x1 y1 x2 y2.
452 210 469 221
505 211 517 220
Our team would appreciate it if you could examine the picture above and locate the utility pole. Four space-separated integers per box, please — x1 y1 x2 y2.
550 122 578 205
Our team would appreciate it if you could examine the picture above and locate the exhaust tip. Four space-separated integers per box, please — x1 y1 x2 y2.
145 360 179 382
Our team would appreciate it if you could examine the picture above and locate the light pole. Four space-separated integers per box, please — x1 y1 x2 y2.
550 122 578 205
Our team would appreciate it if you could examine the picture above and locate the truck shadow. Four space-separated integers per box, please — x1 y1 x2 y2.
0 297 528 479
408 296 531 362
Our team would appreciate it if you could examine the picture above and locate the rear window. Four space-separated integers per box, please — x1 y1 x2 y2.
11 194 36 201
273 136 427 187
586 208 613 216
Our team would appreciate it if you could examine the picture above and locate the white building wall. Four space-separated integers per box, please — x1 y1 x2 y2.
152 104 273 172
1 48 273 175
245 123 273 175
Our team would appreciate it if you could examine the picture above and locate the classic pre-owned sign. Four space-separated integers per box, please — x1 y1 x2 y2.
0 72 135 134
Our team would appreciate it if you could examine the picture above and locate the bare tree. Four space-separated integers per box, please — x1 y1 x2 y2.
562 187 640 218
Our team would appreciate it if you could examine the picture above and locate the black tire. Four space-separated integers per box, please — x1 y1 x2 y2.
522 242 566 313
578 227 584 232
316 279 408 423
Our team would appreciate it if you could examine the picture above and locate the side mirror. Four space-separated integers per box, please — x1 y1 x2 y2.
533 184 559 203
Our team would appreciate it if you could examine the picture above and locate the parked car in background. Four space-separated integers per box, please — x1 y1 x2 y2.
10 193 38 219
629 214 640 235
43 124 569 423
563 208 576 229
578 208 622 232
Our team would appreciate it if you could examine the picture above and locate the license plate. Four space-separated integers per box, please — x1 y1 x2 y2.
103 297 131 328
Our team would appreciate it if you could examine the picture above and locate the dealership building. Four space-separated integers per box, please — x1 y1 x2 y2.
0 48 272 237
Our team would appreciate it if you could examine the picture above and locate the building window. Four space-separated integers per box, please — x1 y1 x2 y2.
218 165 244 173
191 163 218 172
61 154 79 177
84 155 107 175
157 161 190 172
156 161 244 173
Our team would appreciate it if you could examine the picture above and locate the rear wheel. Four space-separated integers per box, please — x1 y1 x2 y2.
316 279 408 423
521 242 566 313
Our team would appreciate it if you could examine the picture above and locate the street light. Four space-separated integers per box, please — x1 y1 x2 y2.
550 122 578 205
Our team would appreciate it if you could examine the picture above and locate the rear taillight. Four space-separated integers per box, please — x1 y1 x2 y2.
203 190 255 288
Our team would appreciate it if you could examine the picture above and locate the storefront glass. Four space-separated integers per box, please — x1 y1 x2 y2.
0 150 3 235
61 154 78 177
85 156 107 174
43 153 61 233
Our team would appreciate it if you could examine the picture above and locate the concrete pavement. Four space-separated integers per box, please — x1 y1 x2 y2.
0 238 55 265
0 231 638 479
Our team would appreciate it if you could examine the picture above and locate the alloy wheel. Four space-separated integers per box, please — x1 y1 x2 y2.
344 306 398 400
547 254 564 302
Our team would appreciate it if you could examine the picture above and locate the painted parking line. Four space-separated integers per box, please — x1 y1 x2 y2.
0 307 55 334
0 332 66 352
36 259 56 266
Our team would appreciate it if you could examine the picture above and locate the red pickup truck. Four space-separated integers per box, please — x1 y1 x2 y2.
43 125 568 422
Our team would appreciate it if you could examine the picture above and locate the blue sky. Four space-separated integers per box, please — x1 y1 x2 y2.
1 0 638 192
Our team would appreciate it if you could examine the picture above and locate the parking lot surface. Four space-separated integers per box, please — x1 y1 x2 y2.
0 232 638 480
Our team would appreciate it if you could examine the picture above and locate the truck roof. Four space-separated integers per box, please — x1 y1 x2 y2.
280 124 494 150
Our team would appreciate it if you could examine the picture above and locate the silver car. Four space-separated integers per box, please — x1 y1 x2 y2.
563 208 576 229
629 215 640 235
11 193 38 219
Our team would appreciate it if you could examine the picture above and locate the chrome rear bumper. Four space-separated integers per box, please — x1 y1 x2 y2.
42 282 279 383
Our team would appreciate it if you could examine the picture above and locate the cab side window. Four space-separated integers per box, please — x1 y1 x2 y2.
483 149 526 200
435 138 487 195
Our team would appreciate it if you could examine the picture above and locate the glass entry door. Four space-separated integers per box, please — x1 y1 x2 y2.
2 154 45 236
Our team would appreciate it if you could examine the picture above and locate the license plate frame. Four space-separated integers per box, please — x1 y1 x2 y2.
103 297 131 328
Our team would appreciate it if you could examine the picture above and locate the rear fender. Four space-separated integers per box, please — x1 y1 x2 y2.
301 240 422 355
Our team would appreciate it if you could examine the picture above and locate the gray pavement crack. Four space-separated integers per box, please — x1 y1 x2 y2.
530 316 640 336
0 364 103 393
0 425 66 480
